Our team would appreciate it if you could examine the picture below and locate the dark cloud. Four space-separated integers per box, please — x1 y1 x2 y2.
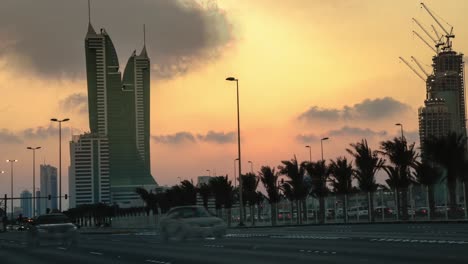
152 132 196 144
296 134 319 143
299 97 411 123
296 126 387 143
153 130 235 144
197 131 235 144
0 129 23 144
22 124 71 139
60 93 88 114
0 0 233 79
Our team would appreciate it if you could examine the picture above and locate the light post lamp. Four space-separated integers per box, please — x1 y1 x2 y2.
6 159 18 221
395 123 404 140
206 170 211 177
226 76 245 226
51 118 69 211
248 161 253 174
27 147 41 218
320 137 329 161
305 145 312 163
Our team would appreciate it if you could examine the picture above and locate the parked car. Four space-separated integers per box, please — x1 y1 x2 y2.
374 207 394 217
348 206 368 217
159 206 227 241
27 213 78 249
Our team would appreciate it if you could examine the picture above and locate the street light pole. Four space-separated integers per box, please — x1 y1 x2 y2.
226 76 244 226
320 137 329 161
305 146 312 163
51 118 70 212
248 161 253 174
27 147 41 218
206 170 211 177
6 159 18 221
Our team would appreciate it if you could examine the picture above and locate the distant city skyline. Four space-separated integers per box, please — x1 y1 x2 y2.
1 1 468 202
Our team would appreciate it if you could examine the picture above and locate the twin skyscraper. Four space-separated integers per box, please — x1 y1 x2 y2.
69 19 157 208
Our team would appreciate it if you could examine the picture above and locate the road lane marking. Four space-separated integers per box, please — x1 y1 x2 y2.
57 247 67 250
145 260 171 264
89 251 103 256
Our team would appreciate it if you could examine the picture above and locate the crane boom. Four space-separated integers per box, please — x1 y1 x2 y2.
420 2 452 36
411 56 430 77
399 57 426 82
413 31 437 53
431 24 441 40
412 18 437 43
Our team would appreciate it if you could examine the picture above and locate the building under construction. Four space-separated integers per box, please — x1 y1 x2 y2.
401 3 466 148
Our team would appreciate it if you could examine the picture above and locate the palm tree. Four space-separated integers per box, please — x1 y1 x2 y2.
259 166 281 226
241 173 259 226
278 156 308 224
196 183 211 209
304 160 329 224
347 139 385 222
179 180 197 205
424 132 467 215
379 137 418 220
413 160 442 219
135 187 158 216
329 157 353 223
209 176 235 225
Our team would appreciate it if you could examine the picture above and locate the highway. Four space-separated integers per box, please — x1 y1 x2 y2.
1 223 468 264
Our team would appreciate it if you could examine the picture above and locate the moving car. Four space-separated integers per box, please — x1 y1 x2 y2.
159 206 226 241
27 213 78 249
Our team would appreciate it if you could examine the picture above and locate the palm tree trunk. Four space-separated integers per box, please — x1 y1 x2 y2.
400 187 409 220
428 184 435 219
447 179 457 218
251 205 255 226
319 196 325 224
368 192 375 222
343 194 348 224
257 203 262 224
227 208 232 227
295 200 300 224
395 190 401 220
271 203 277 226
302 199 307 223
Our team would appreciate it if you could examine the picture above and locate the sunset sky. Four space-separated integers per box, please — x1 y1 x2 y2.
0 0 467 209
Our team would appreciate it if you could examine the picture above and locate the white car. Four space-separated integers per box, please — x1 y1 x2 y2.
159 206 227 241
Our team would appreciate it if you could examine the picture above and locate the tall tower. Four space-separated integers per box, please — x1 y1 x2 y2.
81 6 156 207
40 164 58 213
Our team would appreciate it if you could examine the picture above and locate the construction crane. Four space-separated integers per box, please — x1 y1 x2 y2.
412 30 437 53
411 56 430 77
420 2 454 50
412 18 444 52
399 57 426 82
431 25 441 40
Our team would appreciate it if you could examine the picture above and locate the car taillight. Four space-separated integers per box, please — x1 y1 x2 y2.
422 209 427 213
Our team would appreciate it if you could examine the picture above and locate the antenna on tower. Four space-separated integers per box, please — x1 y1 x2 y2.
143 24 146 46
88 0 91 24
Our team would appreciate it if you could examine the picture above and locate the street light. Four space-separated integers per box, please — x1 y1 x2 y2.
226 76 245 226
51 118 70 211
395 123 404 140
27 147 41 218
206 169 211 176
248 161 253 174
6 159 18 221
305 145 312 163
320 137 329 161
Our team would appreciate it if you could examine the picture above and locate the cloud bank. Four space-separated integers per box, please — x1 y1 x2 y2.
298 97 411 123
0 0 233 79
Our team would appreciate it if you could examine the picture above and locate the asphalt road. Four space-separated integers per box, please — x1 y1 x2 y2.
1 223 468 264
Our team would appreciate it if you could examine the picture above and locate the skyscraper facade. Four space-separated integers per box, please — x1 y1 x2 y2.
418 50 466 147
20 190 32 218
69 133 111 208
83 22 156 207
40 164 58 214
